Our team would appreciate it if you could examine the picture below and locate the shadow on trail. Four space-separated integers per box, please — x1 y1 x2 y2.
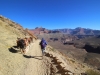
13 46 18 48
23 55 43 60
8 46 20 53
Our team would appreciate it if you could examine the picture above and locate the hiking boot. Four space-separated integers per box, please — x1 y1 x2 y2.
43 52 47 56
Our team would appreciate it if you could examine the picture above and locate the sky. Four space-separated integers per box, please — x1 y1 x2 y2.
0 0 100 30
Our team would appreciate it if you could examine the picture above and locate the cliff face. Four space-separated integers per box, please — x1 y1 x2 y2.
29 27 61 35
30 27 100 35
54 27 100 35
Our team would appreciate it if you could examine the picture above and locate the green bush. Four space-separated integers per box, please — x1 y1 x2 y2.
10 24 14 26
86 69 100 75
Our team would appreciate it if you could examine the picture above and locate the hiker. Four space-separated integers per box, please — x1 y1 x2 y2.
40 38 47 55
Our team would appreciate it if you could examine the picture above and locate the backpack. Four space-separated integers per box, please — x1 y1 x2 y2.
41 41 45 47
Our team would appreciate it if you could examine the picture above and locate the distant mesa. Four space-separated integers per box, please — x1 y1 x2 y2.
29 27 100 35
29 27 61 35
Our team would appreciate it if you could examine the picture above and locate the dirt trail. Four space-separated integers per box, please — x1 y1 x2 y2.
23 40 51 75
24 40 76 75
23 40 74 75
9 39 90 75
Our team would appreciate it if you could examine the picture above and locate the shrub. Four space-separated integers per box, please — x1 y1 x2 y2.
85 69 100 75
10 24 14 27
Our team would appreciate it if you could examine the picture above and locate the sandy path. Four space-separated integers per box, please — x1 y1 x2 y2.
23 40 50 75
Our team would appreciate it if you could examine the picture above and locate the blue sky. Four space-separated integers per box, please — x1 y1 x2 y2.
0 0 100 30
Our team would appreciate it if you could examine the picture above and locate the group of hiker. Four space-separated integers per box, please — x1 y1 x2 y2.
16 37 33 54
16 36 47 55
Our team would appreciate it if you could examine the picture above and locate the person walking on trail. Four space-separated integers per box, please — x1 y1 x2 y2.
40 38 47 55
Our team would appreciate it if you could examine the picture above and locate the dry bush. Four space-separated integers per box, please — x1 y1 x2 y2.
85 69 100 75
